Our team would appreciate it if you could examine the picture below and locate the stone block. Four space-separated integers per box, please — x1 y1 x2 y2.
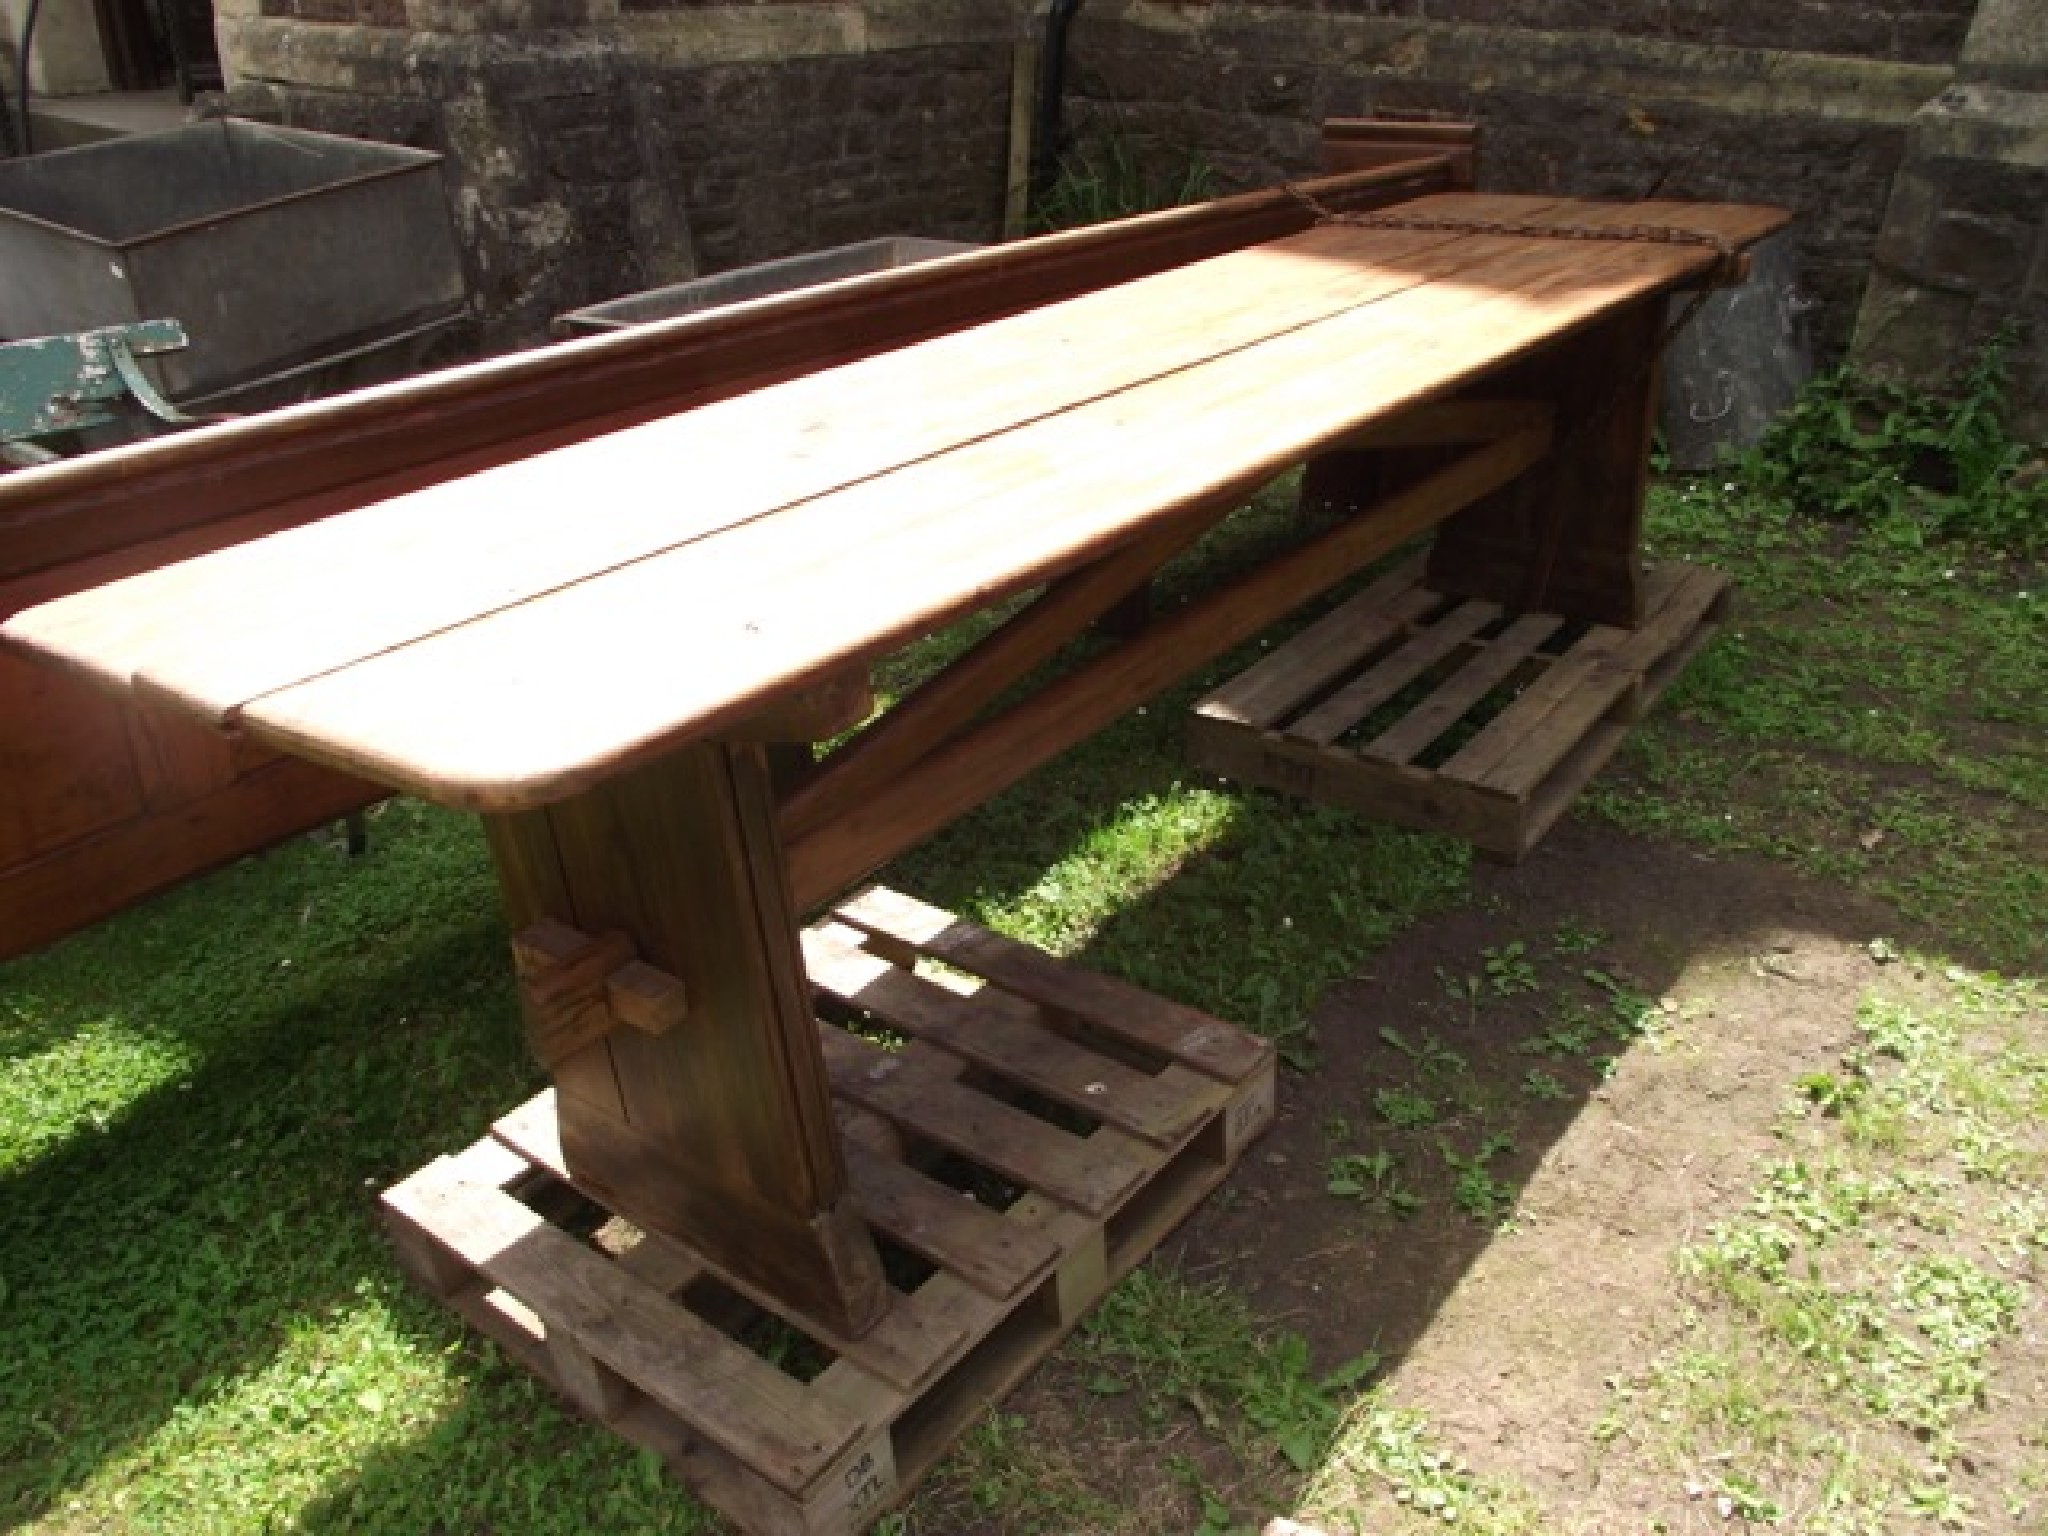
407 0 608 34
1893 8 1975 67
1958 0 2048 91
1664 0 1888 59
1242 66 1314 115
2003 296 2048 437
1909 83 2048 167
1925 210 2035 294
531 91 645 184
1872 164 1938 271
222 79 288 121
1850 269 1975 380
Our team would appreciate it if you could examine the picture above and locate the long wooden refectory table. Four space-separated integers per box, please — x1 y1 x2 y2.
4 185 1784 1529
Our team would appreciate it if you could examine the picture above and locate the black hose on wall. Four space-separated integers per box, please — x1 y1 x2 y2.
1029 0 1086 216
10 0 46 155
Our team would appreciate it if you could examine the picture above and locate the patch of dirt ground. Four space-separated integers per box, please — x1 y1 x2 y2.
920 816 2042 1533
1187 817 1896 1495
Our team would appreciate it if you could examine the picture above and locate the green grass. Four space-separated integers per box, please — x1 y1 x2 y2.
1598 966 2045 1531
3 351 2044 1532
0 802 722 1534
1588 476 2045 970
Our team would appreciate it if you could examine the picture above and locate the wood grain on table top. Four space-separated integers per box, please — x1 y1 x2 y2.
3 195 1786 812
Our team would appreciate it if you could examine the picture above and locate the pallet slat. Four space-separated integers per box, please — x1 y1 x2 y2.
490 1093 985 1394
831 885 1269 1084
1364 609 1564 765
820 1022 1151 1218
805 921 1227 1147
842 1143 1060 1302
383 1162 863 1491
382 887 1274 1535
1287 597 1500 747
1190 560 1731 861
1439 641 1635 795
1196 555 1436 726
498 1084 1061 1307
1613 562 1732 688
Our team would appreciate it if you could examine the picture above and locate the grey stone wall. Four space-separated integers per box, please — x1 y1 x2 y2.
1059 3 1964 358
210 0 2045 428
214 1 1021 346
1853 0 2048 432
648 44 1014 276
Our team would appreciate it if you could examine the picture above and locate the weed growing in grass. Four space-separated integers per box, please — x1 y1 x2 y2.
1377 1026 1467 1084
1741 327 2047 555
1548 919 1607 958
1434 966 1485 1023
1034 124 1217 231
939 1409 1126 1532
1519 1004 1600 1061
1584 968 1673 1047
1325 1149 1421 1216
1482 942 1539 997
1301 1396 1540 1535
1371 1086 1439 1130
1441 1133 1517 1227
1794 1067 1865 1117
1183 1462 1255 1536
1074 1266 1378 1478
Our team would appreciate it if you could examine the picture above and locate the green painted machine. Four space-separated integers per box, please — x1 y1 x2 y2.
0 318 204 467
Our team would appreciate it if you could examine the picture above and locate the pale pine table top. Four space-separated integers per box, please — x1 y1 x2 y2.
4 194 1785 812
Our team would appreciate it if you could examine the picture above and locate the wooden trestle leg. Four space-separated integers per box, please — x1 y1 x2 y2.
1301 296 1665 628
483 741 890 1339
1421 296 1665 626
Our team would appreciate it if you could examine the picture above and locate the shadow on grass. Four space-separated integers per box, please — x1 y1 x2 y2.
5 498 2038 1530
906 798 2045 1533
0 810 534 1527
284 1346 719 1536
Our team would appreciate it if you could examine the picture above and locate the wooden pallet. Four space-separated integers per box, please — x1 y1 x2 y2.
1189 555 1731 861
383 885 1275 1536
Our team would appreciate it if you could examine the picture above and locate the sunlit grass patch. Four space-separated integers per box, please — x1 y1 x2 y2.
1606 962 2048 1526
1593 477 2046 971
1299 1395 1542 1536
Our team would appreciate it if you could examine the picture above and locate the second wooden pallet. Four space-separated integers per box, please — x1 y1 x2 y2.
1189 556 1731 860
